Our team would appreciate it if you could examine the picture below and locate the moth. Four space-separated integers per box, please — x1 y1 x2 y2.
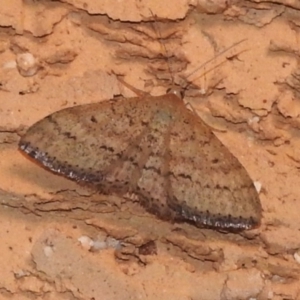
19 86 261 231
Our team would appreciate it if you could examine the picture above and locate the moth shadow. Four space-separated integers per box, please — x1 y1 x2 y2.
16 153 79 192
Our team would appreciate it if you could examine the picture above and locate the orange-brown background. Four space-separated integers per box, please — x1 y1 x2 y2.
1 0 300 299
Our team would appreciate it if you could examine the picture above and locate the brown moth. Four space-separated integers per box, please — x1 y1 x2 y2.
19 86 261 231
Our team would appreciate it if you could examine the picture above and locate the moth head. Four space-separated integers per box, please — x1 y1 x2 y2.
166 86 185 100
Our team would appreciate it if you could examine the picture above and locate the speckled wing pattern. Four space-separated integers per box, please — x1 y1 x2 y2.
19 93 261 231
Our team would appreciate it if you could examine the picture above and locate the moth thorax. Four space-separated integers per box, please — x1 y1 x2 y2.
166 86 184 100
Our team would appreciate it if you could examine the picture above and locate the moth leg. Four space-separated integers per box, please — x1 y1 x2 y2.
116 76 150 97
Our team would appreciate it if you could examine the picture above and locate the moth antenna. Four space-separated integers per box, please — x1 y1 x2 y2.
149 9 176 89
182 39 248 93
148 13 247 98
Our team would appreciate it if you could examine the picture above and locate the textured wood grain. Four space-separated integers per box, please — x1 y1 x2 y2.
19 93 261 231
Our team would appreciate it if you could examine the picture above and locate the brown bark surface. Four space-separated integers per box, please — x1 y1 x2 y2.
1 1 300 299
